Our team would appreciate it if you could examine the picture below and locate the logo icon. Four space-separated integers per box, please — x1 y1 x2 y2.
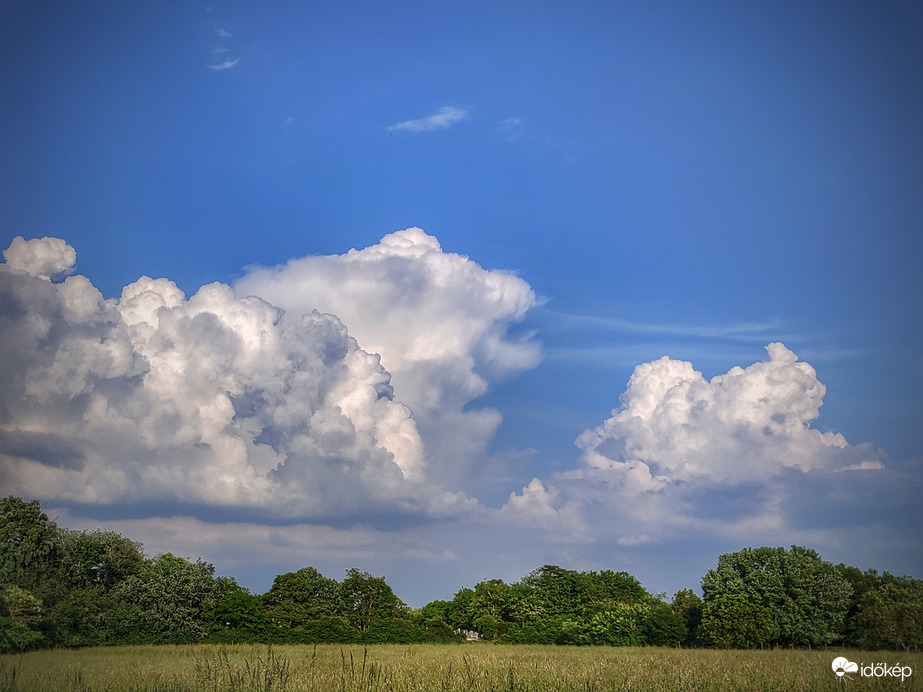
832 657 859 681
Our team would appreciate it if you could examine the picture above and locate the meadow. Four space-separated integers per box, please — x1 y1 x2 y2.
1 644 920 692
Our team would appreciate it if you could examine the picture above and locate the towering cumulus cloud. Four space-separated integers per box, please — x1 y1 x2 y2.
504 344 885 545
576 342 879 485
0 236 440 518
235 228 541 484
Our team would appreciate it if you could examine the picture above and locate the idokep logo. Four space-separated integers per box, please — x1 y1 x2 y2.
832 656 913 683
833 657 859 680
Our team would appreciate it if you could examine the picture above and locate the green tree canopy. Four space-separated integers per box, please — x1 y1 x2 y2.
339 568 405 632
857 575 923 652
204 576 270 641
700 593 775 648
0 584 45 652
56 528 144 589
0 497 60 591
262 566 341 627
701 545 852 647
112 553 219 643
671 588 703 646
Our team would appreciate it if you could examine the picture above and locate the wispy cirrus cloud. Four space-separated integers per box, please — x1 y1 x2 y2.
540 308 783 341
388 106 469 132
209 58 240 71
500 117 523 141
208 24 240 70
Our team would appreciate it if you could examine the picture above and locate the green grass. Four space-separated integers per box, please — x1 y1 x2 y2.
1 644 920 691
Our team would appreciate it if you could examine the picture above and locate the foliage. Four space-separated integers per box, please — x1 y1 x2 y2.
203 577 271 642
701 545 852 647
44 528 146 647
0 496 919 651
444 565 685 647
361 615 425 644
0 585 44 652
837 563 881 647
642 599 687 646
111 553 220 643
671 588 702 646
699 593 775 648
856 575 923 652
263 567 341 628
413 604 460 643
55 529 144 590
339 568 405 633
0 498 59 591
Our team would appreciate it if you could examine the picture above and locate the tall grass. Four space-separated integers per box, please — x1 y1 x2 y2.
1 644 920 691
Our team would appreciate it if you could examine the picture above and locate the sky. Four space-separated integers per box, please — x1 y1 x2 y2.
1 0 921 607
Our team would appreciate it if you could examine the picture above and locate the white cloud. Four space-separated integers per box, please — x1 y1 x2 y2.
0 231 537 522
4 236 915 602
209 58 240 71
235 227 541 485
575 342 873 483
498 478 586 540
388 106 469 132
216 28 232 38
501 343 890 549
0 237 455 519
2 235 76 279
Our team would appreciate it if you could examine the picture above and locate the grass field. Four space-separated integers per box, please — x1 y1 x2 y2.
1 644 920 691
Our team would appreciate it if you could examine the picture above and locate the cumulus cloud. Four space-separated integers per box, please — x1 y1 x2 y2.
235 227 541 484
576 342 871 483
3 235 76 279
388 106 469 132
0 236 464 519
503 344 889 546
498 478 586 540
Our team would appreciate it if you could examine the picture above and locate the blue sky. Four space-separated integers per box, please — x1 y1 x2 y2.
1 0 921 605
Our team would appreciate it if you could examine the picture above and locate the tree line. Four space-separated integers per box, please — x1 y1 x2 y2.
1 496 920 653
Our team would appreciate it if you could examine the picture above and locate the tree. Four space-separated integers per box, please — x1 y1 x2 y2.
699 593 775 648
837 564 881 647
582 602 646 646
641 598 687 646
111 553 219 643
339 568 404 632
448 587 476 630
36 528 144 647
701 546 852 647
588 570 648 608
204 577 270 642
505 582 544 628
0 497 60 591
417 600 461 642
471 579 510 622
671 589 703 646
857 576 923 652
56 529 143 589
520 565 585 617
262 566 341 628
0 584 45 652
